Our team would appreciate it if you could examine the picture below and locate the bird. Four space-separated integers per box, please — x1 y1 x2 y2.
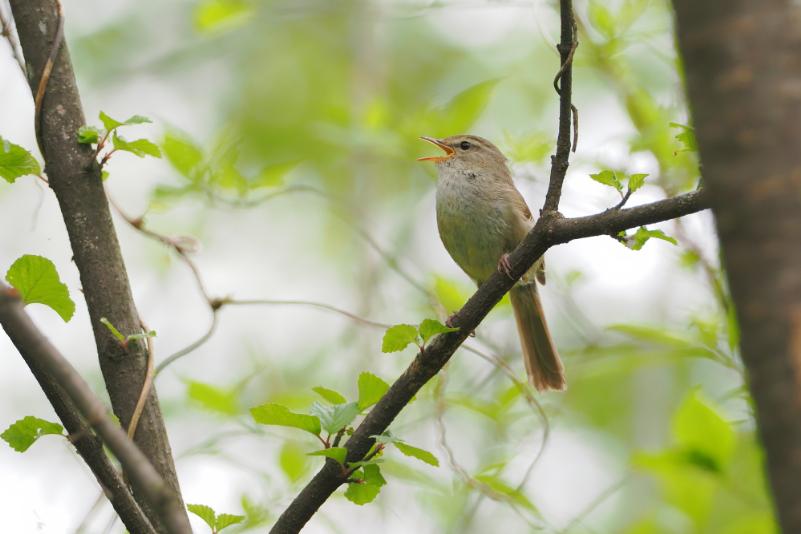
418 135 566 392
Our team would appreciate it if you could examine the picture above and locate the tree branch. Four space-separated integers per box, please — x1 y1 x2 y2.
269 187 711 533
0 287 191 534
8 1 186 530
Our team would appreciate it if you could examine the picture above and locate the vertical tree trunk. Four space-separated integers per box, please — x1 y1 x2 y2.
672 0 801 531
8 1 185 531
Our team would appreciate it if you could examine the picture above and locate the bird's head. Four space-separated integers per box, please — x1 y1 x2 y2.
417 135 509 176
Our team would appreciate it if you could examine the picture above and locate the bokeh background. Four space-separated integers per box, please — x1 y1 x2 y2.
0 0 774 532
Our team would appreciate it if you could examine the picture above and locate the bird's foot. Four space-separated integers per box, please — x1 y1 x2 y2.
497 253 517 281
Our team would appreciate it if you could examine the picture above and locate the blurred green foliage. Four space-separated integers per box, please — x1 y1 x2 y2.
1 0 775 532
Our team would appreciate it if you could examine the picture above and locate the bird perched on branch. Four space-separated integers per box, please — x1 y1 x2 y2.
418 135 565 392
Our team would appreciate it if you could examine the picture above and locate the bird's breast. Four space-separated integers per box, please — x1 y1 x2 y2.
436 173 516 284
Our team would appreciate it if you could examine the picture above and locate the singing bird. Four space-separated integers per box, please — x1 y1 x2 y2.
419 135 566 392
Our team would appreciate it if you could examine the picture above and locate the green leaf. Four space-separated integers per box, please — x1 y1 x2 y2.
394 442 439 467
6 255 75 322
439 79 501 135
123 115 152 126
670 122 698 153
216 514 245 531
433 275 470 314
371 432 402 444
126 331 157 342
250 403 321 436
0 137 41 183
357 372 390 411
312 386 348 405
279 441 309 482
628 173 647 192
474 474 538 511
589 0 616 39
309 401 360 434
673 390 735 471
307 446 348 466
381 324 419 353
77 126 104 145
99 111 125 132
344 474 382 505
161 131 205 179
99 318 125 342
1 416 63 452
187 381 239 416
363 464 387 487
589 170 623 193
347 459 385 468
625 227 678 251
112 133 162 158
418 318 458 344
194 0 255 35
252 160 299 188
101 170 110 181
188 504 216 530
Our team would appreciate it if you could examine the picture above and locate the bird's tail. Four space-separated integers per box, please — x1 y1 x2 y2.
510 282 566 392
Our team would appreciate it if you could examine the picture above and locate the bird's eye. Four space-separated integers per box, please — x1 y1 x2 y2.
460 141 471 150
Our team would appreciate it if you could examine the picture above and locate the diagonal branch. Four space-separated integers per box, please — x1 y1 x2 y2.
0 286 191 534
269 188 711 533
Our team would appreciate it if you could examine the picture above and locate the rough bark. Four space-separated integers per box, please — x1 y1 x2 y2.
8 1 185 531
672 0 801 531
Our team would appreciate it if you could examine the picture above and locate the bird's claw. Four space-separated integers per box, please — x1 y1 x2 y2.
497 253 516 281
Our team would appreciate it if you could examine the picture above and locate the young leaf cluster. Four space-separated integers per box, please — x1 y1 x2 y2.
77 112 161 170
589 169 648 198
187 503 244 534
249 373 438 505
382 318 458 353
100 317 157 349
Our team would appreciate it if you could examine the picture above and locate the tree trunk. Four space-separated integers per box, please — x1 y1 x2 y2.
672 0 801 531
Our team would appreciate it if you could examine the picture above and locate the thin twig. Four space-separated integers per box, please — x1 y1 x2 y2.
571 103 578 152
225 299 392 329
154 312 218 376
127 316 155 440
33 0 64 158
0 2 25 75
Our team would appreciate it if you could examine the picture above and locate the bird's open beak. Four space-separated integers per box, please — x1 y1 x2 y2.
417 137 455 162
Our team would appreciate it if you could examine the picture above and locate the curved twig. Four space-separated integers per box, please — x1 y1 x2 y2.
154 312 218 376
127 316 155 440
33 0 64 157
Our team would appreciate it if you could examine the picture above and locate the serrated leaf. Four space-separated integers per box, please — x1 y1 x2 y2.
670 122 698 153
589 170 623 192
123 115 152 126
419 318 458 344
312 386 347 405
6 255 75 322
394 442 439 467
187 504 216 530
357 372 390 411
162 131 205 179
1 416 63 452
113 133 162 159
363 464 386 487
381 324 419 353
0 137 41 183
77 126 104 145
628 173 647 192
344 475 381 505
99 111 125 132
250 403 321 435
307 446 348 466
309 401 359 434
216 514 245 531
626 227 678 250
187 381 239 416
99 317 125 342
